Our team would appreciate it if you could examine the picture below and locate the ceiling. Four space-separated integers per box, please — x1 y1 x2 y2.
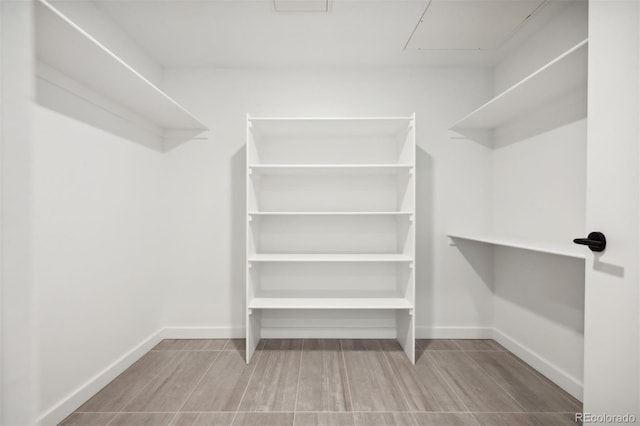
91 0 573 69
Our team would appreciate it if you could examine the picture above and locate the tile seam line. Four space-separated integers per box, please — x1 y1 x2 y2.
231 342 267 424
423 352 477 423
459 350 527 413
376 340 415 417
338 339 356 425
292 339 304 423
165 349 223 425
93 349 184 423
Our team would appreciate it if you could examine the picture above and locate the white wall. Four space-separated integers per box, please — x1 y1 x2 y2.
488 0 588 400
1 1 36 424
32 106 168 424
160 67 495 337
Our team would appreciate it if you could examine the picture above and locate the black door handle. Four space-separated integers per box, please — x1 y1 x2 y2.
573 231 606 252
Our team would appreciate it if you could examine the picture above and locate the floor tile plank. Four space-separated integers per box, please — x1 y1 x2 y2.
238 340 303 412
170 412 235 426
427 351 523 412
473 413 579 425
182 350 258 411
466 351 582 413
294 413 354 426
296 339 351 412
78 351 179 412
232 413 294 426
340 340 409 412
123 351 218 412
109 413 175 426
353 412 417 426
416 339 460 351
59 412 116 426
381 340 467 412
451 340 505 351
412 413 479 426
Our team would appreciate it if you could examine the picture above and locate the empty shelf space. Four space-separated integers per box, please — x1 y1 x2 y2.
448 233 586 259
249 116 413 136
248 297 413 310
35 0 208 146
450 39 587 132
248 253 413 262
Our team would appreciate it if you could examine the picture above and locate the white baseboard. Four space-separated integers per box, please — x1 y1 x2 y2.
415 326 494 339
37 328 166 426
163 326 245 339
492 328 583 402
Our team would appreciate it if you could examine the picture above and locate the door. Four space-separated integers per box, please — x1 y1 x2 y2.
582 0 639 421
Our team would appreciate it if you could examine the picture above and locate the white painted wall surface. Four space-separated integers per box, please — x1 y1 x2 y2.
32 106 168 424
487 1 588 400
1 1 36 424
160 68 495 337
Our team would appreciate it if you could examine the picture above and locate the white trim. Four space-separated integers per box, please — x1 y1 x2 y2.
163 326 245 339
492 328 583 402
36 328 165 426
415 326 494 339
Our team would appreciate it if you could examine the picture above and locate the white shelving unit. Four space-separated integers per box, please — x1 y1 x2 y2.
447 233 585 260
34 0 208 149
450 39 588 133
246 115 416 363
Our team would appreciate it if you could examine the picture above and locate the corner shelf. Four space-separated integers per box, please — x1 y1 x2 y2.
248 253 414 263
35 0 208 149
448 233 586 260
450 39 588 133
248 298 413 310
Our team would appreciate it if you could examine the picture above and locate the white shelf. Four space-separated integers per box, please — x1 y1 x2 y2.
249 211 413 216
248 253 413 262
248 297 413 310
447 233 586 260
450 39 588 132
35 0 207 146
249 164 413 175
249 116 412 136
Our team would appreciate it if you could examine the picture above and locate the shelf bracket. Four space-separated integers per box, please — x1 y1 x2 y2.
248 308 253 315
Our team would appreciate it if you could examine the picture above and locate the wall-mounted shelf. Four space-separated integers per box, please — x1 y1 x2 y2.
248 253 413 263
248 211 413 216
450 39 588 133
249 164 413 175
248 297 413 310
35 0 208 150
448 233 586 260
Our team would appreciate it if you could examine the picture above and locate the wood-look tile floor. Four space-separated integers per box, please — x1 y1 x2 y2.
60 339 582 426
